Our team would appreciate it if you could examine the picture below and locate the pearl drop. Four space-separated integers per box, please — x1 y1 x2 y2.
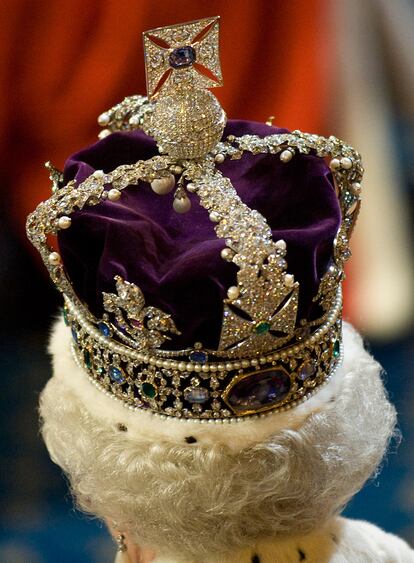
280 149 293 163
351 182 361 194
173 196 191 214
186 183 198 193
98 129 110 139
151 175 175 195
340 157 353 169
97 112 110 126
220 248 233 261
108 188 121 201
330 158 341 170
275 239 286 251
227 286 240 300
48 252 61 265
58 216 71 229
209 211 220 222
214 153 225 164
284 273 294 287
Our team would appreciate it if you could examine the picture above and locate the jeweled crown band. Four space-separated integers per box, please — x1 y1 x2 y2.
65 287 342 419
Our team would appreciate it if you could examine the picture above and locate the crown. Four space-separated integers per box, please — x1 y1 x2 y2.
27 17 363 421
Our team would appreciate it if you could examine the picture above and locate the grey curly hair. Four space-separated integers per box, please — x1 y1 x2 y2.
40 324 396 561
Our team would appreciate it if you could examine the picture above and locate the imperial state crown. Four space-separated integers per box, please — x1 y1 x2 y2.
27 17 363 421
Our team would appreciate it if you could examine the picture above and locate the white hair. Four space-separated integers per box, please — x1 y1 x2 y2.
40 321 396 560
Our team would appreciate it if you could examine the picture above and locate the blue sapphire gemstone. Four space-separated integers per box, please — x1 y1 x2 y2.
189 350 207 363
109 366 125 384
298 360 317 381
226 368 291 414
98 322 111 337
184 386 209 404
71 324 78 344
169 46 196 69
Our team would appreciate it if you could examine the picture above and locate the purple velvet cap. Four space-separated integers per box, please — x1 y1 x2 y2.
58 120 340 350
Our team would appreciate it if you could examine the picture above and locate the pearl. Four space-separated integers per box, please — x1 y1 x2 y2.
351 181 361 194
48 252 61 265
209 211 220 222
241 360 249 368
227 286 240 300
151 175 175 195
280 149 293 163
93 170 105 180
275 239 286 251
220 248 233 261
284 273 294 287
97 112 110 126
108 188 122 201
171 165 183 174
186 183 198 193
330 158 341 170
214 153 225 164
173 196 191 214
58 216 71 229
340 157 353 169
98 129 110 139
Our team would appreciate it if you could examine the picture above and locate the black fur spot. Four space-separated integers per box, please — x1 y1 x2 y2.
251 555 261 563
117 423 128 432
298 548 306 560
185 436 197 444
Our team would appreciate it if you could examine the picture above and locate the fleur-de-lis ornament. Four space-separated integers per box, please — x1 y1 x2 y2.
102 276 180 350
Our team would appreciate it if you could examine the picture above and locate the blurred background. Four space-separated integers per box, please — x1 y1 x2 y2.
1 1 413 561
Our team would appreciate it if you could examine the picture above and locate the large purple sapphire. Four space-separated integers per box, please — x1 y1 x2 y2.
169 46 196 69
225 368 291 414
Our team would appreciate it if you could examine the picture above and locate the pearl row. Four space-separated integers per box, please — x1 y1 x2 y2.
65 286 342 372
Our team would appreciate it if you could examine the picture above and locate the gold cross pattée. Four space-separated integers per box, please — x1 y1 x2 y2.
142 17 226 159
143 16 223 99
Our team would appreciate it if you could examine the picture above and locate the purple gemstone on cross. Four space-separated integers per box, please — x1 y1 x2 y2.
226 368 291 414
169 46 196 69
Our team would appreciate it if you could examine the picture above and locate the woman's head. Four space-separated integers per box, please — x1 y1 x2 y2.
40 320 396 561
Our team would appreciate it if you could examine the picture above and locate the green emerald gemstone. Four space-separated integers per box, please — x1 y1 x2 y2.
63 307 69 326
83 350 92 370
142 382 156 399
96 367 105 377
255 321 271 335
333 339 340 358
